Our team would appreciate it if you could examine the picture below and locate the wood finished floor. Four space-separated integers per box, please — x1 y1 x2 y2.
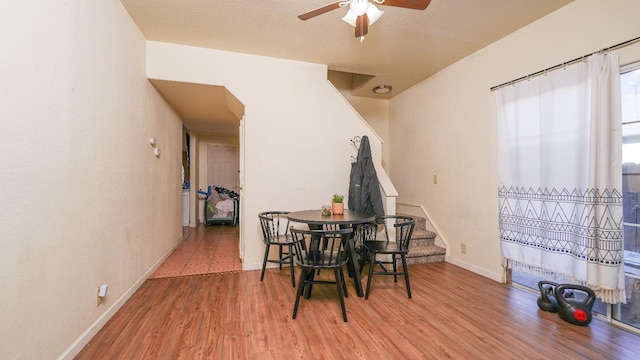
149 225 241 279
76 229 640 359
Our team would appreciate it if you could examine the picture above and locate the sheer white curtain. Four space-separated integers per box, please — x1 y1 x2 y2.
496 52 625 303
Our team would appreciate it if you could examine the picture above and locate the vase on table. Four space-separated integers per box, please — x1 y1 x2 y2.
332 202 344 215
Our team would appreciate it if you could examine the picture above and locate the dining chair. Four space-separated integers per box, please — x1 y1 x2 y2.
319 222 376 279
291 227 353 322
363 215 415 300
258 211 296 287
352 222 378 272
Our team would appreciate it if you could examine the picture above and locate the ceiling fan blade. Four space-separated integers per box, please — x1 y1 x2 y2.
298 2 343 20
379 0 431 10
355 14 368 38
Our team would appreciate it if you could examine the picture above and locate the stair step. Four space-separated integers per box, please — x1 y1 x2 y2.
410 229 436 247
399 213 427 231
411 228 436 239
407 244 446 265
397 213 445 264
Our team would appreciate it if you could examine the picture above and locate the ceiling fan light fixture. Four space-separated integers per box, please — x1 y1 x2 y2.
342 1 383 28
366 5 384 25
372 85 392 94
350 0 369 16
299 0 431 42
341 9 358 27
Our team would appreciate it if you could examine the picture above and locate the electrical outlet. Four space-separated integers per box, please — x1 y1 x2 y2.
461 243 467 254
96 284 108 306
433 175 438 184
97 287 103 306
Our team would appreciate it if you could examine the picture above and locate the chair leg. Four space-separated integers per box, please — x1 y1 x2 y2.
358 255 366 275
278 246 284 270
401 254 411 299
292 269 307 319
288 244 296 288
260 244 271 281
365 252 376 300
391 254 398 282
335 269 348 322
339 267 348 298
303 269 316 299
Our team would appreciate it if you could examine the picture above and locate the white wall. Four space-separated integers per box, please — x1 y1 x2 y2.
390 0 640 281
328 71 390 171
146 42 384 272
0 1 183 359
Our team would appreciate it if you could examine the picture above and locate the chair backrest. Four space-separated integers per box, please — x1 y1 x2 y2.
353 222 378 250
290 227 353 269
381 215 415 251
258 211 290 244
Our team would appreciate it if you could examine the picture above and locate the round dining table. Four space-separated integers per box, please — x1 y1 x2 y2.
287 209 375 298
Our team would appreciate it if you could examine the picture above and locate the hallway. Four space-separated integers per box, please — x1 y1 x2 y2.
149 224 241 279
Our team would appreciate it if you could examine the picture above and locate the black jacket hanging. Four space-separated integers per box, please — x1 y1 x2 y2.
348 136 385 223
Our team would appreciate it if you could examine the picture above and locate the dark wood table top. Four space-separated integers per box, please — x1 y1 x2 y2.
287 209 375 226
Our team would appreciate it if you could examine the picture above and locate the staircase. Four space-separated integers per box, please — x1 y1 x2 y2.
403 214 446 265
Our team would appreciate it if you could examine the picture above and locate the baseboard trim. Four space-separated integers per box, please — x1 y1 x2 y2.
58 236 184 360
446 256 504 283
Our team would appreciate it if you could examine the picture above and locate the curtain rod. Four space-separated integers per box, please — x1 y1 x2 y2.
490 36 640 92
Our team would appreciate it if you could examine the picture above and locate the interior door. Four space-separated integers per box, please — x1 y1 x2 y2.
239 117 245 261
207 145 239 191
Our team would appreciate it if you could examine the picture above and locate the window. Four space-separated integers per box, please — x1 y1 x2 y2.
511 62 640 333
615 64 640 328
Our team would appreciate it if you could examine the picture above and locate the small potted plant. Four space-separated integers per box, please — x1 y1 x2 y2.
331 193 344 215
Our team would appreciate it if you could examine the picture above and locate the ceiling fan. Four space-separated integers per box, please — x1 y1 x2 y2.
298 0 432 41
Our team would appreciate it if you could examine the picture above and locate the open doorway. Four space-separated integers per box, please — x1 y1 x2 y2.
148 79 245 272
207 144 239 190
197 139 240 226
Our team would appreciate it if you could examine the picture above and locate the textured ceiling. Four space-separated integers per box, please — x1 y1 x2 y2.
121 0 573 133
150 80 244 135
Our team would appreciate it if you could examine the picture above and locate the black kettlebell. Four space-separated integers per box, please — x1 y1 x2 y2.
554 284 595 326
537 281 558 312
